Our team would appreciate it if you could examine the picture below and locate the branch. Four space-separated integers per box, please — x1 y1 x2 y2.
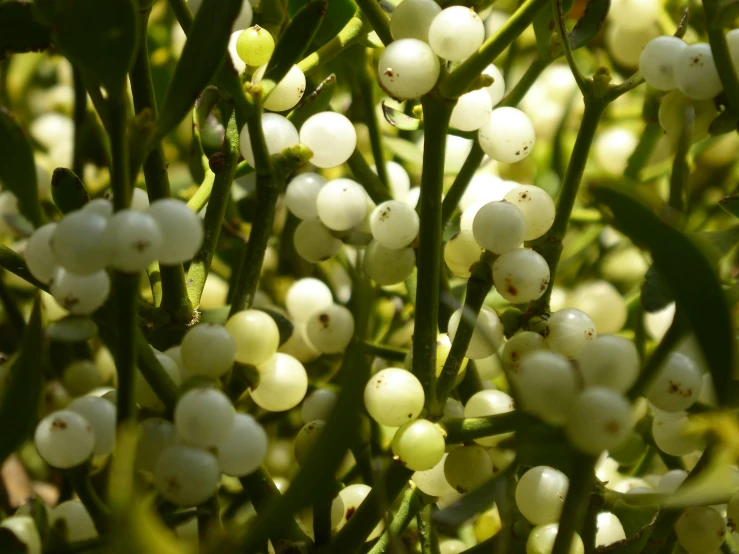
444 412 524 444
553 0 589 94
297 14 368 74
354 0 393 46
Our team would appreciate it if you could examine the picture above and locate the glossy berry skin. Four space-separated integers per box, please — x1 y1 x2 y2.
378 39 440 100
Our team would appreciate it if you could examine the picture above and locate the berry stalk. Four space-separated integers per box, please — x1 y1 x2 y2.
531 98 606 316
130 6 192 322
434 256 494 415
412 92 454 414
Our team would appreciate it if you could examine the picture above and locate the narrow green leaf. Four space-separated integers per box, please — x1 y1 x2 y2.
0 2 51 59
568 0 611 50
674 7 689 39
0 108 42 228
263 0 328 86
154 0 242 144
641 265 674 313
381 101 421 131
288 74 337 129
592 186 734 406
51 168 89 214
288 0 354 49
0 298 43 466
35 0 138 95
533 0 573 57
719 195 739 218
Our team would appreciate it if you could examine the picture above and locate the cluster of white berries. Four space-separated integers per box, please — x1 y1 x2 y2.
448 183 555 304
23 194 203 315
382 2 536 164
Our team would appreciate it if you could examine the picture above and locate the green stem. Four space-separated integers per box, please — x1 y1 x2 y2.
440 57 548 227
130 7 192 323
228 92 277 316
347 150 392 204
362 340 408 362
240 279 373 553
66 465 110 535
186 170 216 213
412 94 454 414
531 98 606 316
313 491 334 546
113 273 139 425
628 317 685 400
135 328 179 413
368 488 427 554
553 0 588 93
668 106 693 213
356 48 389 188
550 453 597 554
72 66 87 178
439 0 549 98
434 257 494 416
326 464 414 553
240 467 311 545
297 15 368 74
354 0 392 45
703 0 739 121
444 412 524 444
417 504 440 554
108 93 131 211
186 111 240 308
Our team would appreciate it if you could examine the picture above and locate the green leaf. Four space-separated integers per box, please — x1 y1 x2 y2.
46 317 98 343
288 0 354 50
288 74 336 129
641 265 674 313
720 195 739 218
381 101 421 131
673 7 689 39
598 500 658 553
592 186 735 406
0 298 43 466
568 0 611 50
0 108 43 228
533 0 574 58
51 168 89 215
264 0 327 86
154 0 242 144
0 2 51 59
34 0 138 95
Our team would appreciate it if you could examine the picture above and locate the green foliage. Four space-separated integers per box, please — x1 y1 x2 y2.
0 108 42 228
34 0 138 96
0 298 43 466
288 0 356 49
155 0 242 144
0 1 51 59
593 186 735 406
50 168 88 214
